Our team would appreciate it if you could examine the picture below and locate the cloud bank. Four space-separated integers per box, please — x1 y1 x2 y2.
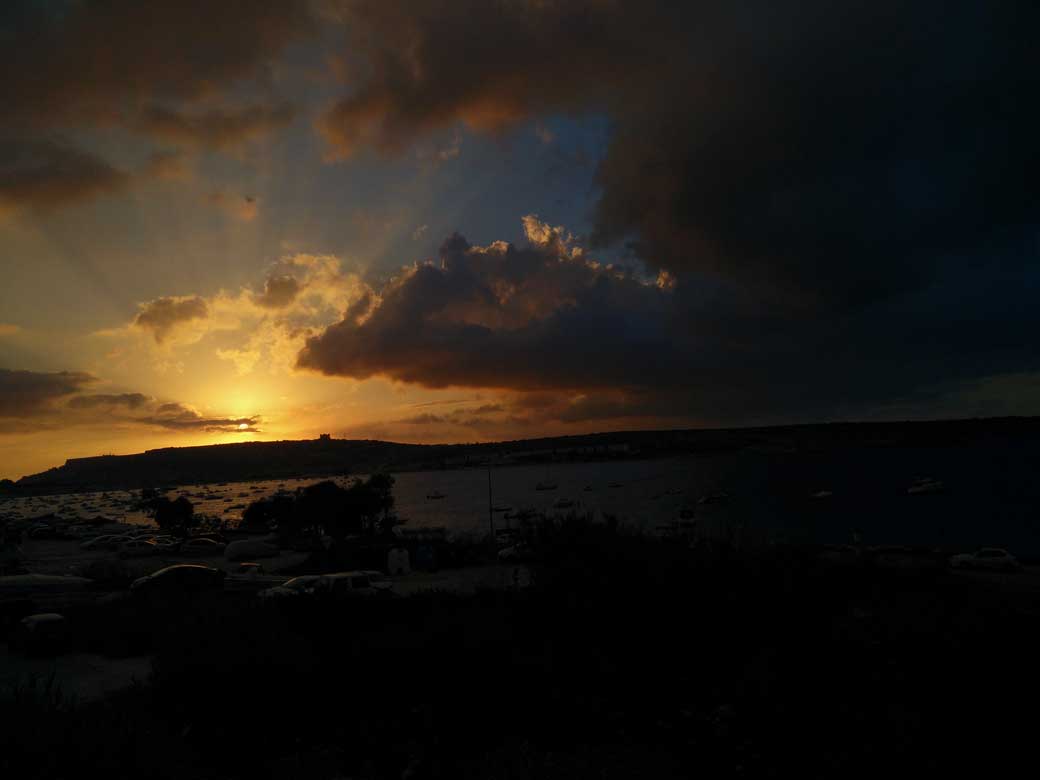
321 1 1039 309
0 368 96 416
0 0 314 211
0 367 259 435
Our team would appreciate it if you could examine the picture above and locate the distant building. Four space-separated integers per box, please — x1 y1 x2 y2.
319 433 332 441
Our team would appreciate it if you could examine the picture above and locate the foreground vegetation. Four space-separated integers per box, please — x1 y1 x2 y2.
3 518 1039 778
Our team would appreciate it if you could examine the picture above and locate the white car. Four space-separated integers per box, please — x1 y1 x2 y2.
118 538 158 558
317 571 382 599
179 537 227 555
949 548 1021 572
908 478 944 495
258 575 323 600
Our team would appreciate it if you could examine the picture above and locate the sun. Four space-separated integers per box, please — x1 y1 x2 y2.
238 423 250 430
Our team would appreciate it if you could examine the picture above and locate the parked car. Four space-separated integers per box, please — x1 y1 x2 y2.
179 537 227 555
80 535 119 550
224 539 277 561
498 543 534 562
316 571 382 600
358 570 395 593
258 575 322 600
118 538 158 558
130 564 226 596
949 548 1021 572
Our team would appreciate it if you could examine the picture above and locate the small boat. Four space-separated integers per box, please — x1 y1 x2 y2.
697 491 730 505
534 482 557 491
811 490 834 499
553 498 575 510
426 490 446 500
907 478 944 495
491 504 511 512
495 528 520 545
503 509 534 522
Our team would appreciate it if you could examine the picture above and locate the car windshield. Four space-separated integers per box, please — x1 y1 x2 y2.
284 577 318 591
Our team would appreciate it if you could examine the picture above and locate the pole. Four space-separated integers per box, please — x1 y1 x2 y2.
487 466 495 545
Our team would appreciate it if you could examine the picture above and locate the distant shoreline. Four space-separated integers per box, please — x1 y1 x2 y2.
4 415 1040 496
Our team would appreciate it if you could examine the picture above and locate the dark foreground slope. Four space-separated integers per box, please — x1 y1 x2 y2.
3 522 1039 779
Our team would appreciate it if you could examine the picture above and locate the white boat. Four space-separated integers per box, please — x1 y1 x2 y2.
907 478 944 495
697 491 730 505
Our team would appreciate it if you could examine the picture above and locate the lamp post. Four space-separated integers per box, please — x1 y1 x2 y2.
487 466 495 548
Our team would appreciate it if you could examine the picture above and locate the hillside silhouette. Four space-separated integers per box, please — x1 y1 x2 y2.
7 416 1040 494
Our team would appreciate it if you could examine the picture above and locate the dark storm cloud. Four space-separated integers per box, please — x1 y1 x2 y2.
0 137 131 212
322 1 1040 305
254 275 303 309
67 393 150 410
297 225 677 391
588 3 1040 305
298 219 1040 423
0 368 95 416
133 296 209 344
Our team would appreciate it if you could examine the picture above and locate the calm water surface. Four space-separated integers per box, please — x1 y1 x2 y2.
4 443 1039 553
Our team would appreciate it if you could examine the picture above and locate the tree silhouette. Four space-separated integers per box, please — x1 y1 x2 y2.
148 495 196 537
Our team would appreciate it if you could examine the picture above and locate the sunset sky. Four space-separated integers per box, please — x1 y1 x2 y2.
2 1 1038 478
